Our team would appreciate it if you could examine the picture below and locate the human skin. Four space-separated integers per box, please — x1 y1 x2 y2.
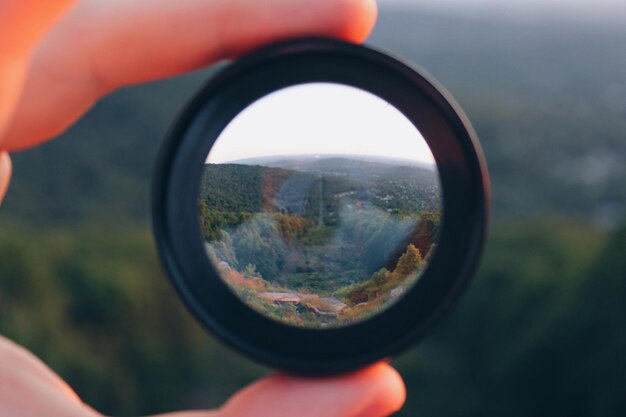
0 1 406 417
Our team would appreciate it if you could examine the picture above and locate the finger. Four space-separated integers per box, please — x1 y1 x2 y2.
0 152 11 204
216 362 405 417
0 0 76 141
1 0 378 150
0 336 82 404
151 363 404 417
0 336 99 417
84 0 378 89
0 336 82 403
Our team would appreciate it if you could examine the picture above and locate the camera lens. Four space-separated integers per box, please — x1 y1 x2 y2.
152 38 489 374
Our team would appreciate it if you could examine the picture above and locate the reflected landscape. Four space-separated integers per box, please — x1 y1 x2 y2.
199 84 442 328
200 155 441 327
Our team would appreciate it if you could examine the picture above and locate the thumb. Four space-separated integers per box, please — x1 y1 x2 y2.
217 363 405 417
151 363 405 417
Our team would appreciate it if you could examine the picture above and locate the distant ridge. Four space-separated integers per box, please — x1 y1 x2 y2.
214 154 436 171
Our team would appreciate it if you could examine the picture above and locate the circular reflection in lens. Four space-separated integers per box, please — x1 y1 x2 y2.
199 83 442 328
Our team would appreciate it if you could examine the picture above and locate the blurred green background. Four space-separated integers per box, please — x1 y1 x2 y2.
2 3 626 416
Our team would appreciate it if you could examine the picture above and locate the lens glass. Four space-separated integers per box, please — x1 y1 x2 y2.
199 83 442 328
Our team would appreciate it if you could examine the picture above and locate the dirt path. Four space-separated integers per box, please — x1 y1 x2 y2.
257 291 348 316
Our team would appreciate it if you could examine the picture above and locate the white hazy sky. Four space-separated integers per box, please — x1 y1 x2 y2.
207 83 435 165
381 0 626 22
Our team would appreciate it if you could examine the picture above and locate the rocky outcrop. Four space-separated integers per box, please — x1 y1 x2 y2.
257 291 348 316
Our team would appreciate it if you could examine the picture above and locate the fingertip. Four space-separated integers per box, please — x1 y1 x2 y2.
354 362 406 417
219 362 405 417
217 0 379 60
0 152 12 205
337 0 379 43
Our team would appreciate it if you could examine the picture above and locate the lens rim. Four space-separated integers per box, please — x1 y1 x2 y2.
152 38 490 374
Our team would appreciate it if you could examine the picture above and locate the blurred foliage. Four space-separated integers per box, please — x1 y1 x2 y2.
1 6 626 417
394 219 626 417
0 225 267 416
1 220 625 416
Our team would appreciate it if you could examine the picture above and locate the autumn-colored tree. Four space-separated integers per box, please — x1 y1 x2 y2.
276 214 311 241
395 244 424 276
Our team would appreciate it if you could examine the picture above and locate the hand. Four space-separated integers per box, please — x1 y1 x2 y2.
0 0 378 202
0 336 405 417
0 1 405 416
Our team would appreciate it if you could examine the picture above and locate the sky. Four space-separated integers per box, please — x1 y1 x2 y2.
382 0 626 23
207 83 435 165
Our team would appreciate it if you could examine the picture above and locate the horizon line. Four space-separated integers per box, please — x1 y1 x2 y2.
206 152 436 166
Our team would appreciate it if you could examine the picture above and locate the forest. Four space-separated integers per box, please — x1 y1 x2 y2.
1 220 624 416
198 157 441 327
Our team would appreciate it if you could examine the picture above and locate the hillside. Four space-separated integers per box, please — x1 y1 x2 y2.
199 156 441 217
199 157 441 326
